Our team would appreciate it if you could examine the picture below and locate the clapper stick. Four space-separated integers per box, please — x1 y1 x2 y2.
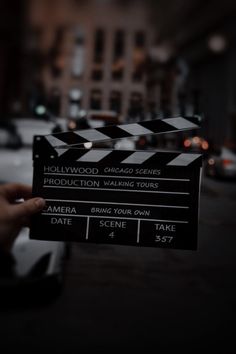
44 115 201 149
30 116 202 250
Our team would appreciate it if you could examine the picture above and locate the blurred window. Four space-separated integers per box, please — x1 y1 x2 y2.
90 89 102 110
112 30 125 80
91 29 105 81
71 28 85 78
91 63 103 81
93 29 105 63
135 31 145 48
132 31 146 82
69 88 82 102
49 27 65 78
130 92 143 105
109 91 122 113
68 88 82 119
128 92 144 120
48 87 61 116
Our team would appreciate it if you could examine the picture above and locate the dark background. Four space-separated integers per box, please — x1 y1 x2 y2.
0 1 236 353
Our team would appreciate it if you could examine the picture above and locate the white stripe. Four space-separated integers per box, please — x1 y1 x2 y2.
164 117 198 130
55 148 69 157
167 153 201 166
121 151 155 164
86 217 90 240
137 220 140 243
75 129 110 142
43 185 189 196
45 135 67 147
45 198 188 210
118 123 153 136
42 213 189 223
43 173 190 181
77 149 110 162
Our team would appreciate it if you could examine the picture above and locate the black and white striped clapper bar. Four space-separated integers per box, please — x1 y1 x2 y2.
30 115 202 250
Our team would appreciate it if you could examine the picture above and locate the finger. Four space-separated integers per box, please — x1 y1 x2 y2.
0 183 32 201
10 197 46 219
19 215 30 227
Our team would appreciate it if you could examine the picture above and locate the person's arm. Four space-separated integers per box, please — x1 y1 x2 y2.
0 183 45 251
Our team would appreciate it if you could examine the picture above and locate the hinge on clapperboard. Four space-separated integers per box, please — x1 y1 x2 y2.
31 115 203 250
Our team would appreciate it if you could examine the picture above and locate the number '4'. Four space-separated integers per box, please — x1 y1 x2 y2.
109 232 115 238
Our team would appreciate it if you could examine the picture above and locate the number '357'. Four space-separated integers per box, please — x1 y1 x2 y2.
155 235 173 243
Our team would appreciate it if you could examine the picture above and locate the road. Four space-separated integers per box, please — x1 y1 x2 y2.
0 175 236 353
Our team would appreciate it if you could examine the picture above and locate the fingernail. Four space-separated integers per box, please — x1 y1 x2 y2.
34 198 45 208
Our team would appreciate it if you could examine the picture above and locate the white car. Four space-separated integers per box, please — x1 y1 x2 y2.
205 146 236 179
0 119 68 297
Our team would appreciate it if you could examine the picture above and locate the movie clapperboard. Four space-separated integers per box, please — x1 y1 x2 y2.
30 116 202 250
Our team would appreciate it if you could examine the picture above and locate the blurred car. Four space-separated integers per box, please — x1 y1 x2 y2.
0 120 23 149
0 119 68 297
183 136 209 153
9 117 68 146
205 146 236 179
114 137 136 150
88 109 120 125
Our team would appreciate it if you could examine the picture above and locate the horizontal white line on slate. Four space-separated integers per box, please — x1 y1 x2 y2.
42 213 189 223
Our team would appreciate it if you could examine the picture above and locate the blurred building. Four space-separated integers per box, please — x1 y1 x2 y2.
151 0 236 147
22 0 159 121
1 0 236 149
0 0 25 118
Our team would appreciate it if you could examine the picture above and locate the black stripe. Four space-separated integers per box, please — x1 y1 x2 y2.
96 125 133 139
55 148 89 160
52 132 88 145
183 116 201 126
139 119 177 134
146 152 180 166
93 150 133 164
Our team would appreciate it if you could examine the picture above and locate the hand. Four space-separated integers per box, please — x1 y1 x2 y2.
0 183 45 251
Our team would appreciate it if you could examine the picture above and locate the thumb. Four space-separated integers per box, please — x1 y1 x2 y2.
11 197 46 219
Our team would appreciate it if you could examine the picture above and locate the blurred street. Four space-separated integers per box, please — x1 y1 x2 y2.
0 174 236 353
